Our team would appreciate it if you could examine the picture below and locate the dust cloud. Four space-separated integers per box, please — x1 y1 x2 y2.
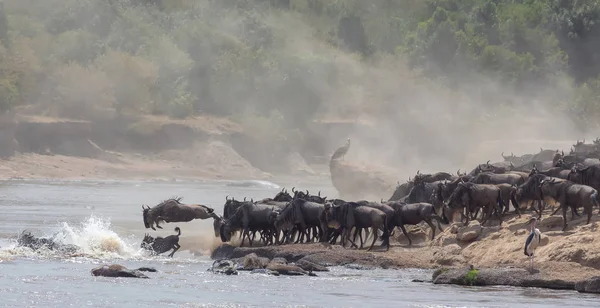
1 0 596 186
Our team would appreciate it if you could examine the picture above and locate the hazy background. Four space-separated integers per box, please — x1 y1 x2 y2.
0 0 599 180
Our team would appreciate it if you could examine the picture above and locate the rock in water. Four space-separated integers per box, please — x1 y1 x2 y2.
575 276 600 293
91 264 152 279
208 259 239 275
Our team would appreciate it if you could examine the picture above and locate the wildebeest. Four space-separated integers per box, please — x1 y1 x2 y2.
273 198 328 244
515 173 552 217
324 201 389 251
219 201 281 247
387 201 444 246
539 178 599 231
567 165 600 193
17 230 80 254
444 181 505 226
389 180 415 201
494 183 520 216
470 172 525 186
142 197 217 231
140 227 182 257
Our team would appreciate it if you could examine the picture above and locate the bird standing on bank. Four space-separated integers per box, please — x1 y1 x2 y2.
332 138 351 161
524 216 541 271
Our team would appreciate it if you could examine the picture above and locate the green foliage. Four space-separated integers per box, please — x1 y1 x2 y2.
0 0 598 127
464 268 479 286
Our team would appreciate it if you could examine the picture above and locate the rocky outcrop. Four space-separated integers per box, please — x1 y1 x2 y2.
575 276 600 293
433 266 574 290
211 243 400 269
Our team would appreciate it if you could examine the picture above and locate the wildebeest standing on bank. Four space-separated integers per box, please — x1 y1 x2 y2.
324 202 389 251
539 178 599 231
567 165 600 193
387 201 443 246
444 181 505 226
219 201 281 247
140 227 182 258
142 197 218 231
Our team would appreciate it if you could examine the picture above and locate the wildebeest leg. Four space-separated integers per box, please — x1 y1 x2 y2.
425 219 436 240
351 228 360 249
168 243 180 257
367 226 378 251
561 204 568 231
550 206 561 216
397 224 412 246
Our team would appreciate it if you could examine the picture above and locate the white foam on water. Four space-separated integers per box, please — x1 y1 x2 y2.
0 215 208 264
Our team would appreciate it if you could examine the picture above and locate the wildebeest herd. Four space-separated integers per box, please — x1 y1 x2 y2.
16 138 600 258
132 138 600 257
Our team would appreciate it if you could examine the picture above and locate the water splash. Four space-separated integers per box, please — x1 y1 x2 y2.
0 215 147 261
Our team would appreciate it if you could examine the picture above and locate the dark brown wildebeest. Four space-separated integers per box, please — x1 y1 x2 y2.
567 165 600 192
273 197 328 244
494 183 520 217
142 197 217 231
470 171 525 186
387 201 443 246
219 201 281 247
539 178 599 231
515 173 553 218
355 200 397 248
388 180 414 201
529 165 570 180
323 201 389 251
443 181 505 226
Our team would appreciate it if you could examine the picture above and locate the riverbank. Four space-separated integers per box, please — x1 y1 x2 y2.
209 212 600 290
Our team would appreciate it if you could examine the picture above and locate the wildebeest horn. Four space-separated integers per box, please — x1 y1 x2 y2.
251 198 254 203
225 195 230 201
561 150 564 156
318 191 321 197
417 170 420 175
306 190 309 195
511 152 514 157
501 151 505 158
243 197 247 201
486 160 490 165
281 187 285 192
457 169 461 176
540 147 543 152
292 187 296 193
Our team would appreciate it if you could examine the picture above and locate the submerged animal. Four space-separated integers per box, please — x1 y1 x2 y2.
91 264 157 279
17 230 80 254
141 227 182 257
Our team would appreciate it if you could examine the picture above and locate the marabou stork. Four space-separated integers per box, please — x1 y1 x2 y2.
331 138 351 161
524 216 541 271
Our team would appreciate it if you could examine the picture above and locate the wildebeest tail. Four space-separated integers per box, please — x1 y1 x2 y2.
496 191 505 216
174 227 181 236
591 191 599 209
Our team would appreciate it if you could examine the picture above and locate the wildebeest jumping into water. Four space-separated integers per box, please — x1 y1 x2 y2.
142 197 218 230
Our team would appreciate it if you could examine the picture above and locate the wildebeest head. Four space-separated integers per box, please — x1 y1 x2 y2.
140 233 155 250
501 152 517 162
567 166 585 183
273 187 293 202
142 205 151 229
212 215 223 238
552 150 563 165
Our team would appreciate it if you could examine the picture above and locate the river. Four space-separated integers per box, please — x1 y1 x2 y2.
0 178 597 307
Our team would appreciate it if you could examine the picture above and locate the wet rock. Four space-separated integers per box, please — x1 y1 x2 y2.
208 259 239 275
344 264 375 270
575 276 600 293
270 257 288 265
238 253 270 270
433 266 574 290
91 264 153 279
295 259 329 272
267 263 317 276
456 222 482 242
211 243 402 269
251 269 280 276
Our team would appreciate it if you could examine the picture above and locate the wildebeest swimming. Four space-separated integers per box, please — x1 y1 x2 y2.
134 138 600 255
